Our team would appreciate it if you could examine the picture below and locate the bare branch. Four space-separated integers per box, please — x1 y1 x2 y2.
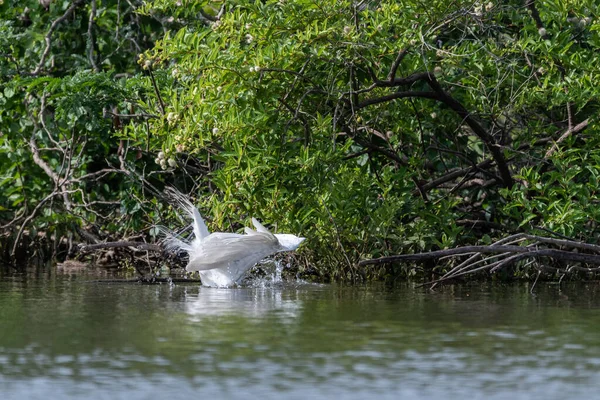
88 0 99 72
357 90 439 108
359 245 532 266
148 69 166 115
79 241 163 253
544 118 590 159
105 111 160 120
32 0 85 75
387 49 408 81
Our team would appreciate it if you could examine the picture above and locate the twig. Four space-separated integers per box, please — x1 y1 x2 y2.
530 268 541 294
544 118 590 159
148 69 166 115
105 111 160 120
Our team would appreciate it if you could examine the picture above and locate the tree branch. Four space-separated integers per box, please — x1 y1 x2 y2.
425 76 513 186
387 49 408 81
357 90 439 108
79 241 163 253
544 118 590 159
32 0 85 75
87 0 99 72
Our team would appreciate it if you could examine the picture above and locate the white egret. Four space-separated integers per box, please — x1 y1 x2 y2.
163 190 305 287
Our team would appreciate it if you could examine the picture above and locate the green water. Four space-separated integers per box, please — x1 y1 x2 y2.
1 269 600 399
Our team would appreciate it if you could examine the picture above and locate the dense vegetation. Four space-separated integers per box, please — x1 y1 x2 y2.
1 0 599 282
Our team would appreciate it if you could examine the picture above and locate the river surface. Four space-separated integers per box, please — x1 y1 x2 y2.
1 268 600 399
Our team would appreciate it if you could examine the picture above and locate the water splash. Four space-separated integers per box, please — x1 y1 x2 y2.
273 259 283 282
245 259 292 288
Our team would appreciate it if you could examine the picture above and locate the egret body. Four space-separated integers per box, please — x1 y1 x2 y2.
164 191 305 287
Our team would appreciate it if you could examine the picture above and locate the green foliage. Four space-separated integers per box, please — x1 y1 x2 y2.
126 0 599 280
2 0 600 281
502 144 600 239
0 0 169 259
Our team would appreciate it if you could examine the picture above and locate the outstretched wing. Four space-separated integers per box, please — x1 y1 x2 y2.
190 206 210 240
252 218 272 234
166 187 210 241
159 225 193 252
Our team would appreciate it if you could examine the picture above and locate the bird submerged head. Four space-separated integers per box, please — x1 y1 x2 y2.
274 234 306 252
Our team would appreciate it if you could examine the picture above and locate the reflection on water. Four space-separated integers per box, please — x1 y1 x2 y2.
1 269 600 399
184 285 306 319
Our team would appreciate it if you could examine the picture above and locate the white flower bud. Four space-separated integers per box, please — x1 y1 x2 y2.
212 127 219 134
433 66 443 76
538 27 547 37
245 34 254 44
167 158 177 168
158 151 165 160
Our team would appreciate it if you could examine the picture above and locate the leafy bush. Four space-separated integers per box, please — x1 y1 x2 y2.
2 0 599 281
129 0 599 280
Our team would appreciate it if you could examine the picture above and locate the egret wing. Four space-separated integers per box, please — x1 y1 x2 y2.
186 231 278 271
251 218 272 234
166 187 210 240
191 206 210 240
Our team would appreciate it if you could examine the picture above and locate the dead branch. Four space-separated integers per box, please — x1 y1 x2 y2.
11 191 59 257
79 240 163 253
359 245 534 265
33 0 85 75
359 233 600 287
